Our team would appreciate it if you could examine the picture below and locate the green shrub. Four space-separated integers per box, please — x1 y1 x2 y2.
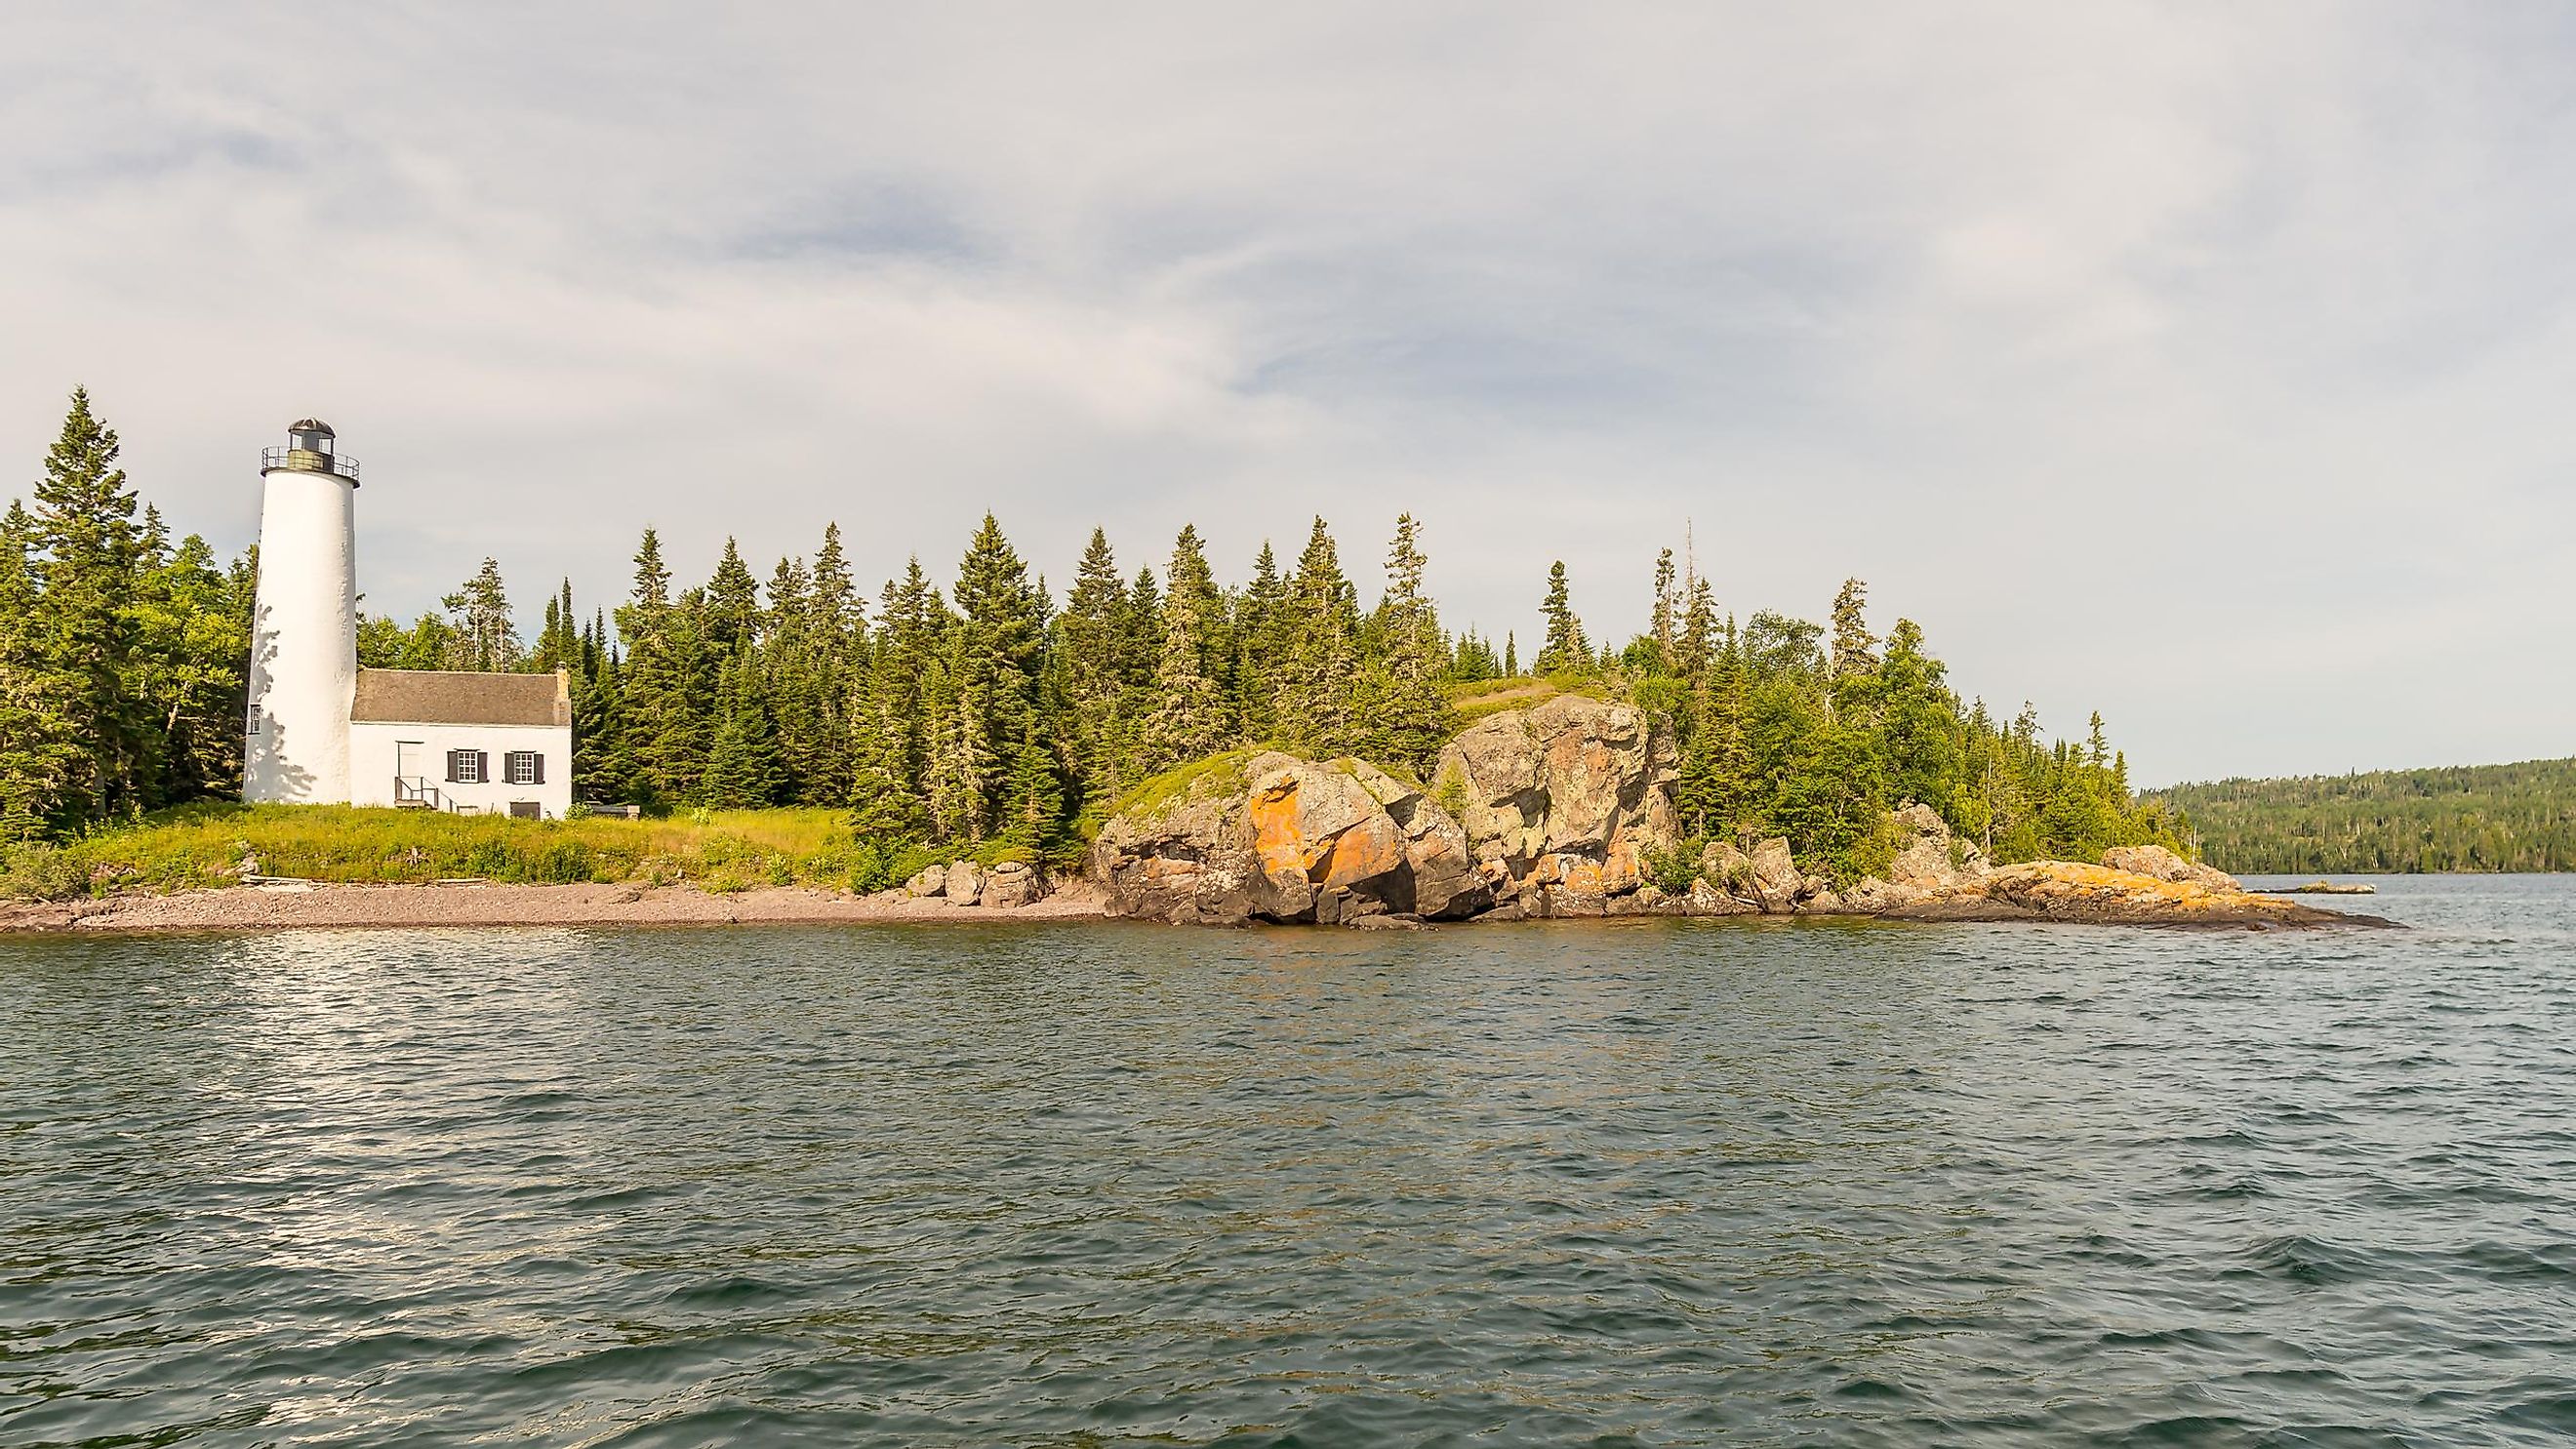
1643 836 1705 895
0 844 85 902
524 839 598 884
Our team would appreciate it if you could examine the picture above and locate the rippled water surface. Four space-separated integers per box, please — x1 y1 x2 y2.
5 877 2574 1446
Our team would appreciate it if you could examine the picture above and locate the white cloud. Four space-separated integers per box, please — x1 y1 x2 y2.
3 2 2571 783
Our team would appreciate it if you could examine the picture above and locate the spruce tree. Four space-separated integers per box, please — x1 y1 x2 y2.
704 538 761 657
1648 547 1678 670
28 388 153 825
1829 577 1877 680
1056 528 1131 799
945 514 1049 837
1142 527 1231 771
1230 541 1290 742
705 654 785 808
1273 517 1361 757
1357 513 1453 774
1534 561 1588 677
0 502 72 839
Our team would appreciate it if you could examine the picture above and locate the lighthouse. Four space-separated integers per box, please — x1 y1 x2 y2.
243 419 360 803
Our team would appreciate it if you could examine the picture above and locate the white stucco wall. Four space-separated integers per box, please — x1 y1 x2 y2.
350 721 574 820
244 464 358 803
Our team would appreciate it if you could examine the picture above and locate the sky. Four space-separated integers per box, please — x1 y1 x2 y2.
3 3 2570 785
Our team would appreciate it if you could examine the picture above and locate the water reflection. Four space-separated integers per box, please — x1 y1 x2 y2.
3 883 2572 1446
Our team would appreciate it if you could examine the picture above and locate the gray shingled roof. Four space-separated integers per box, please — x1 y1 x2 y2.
351 669 571 727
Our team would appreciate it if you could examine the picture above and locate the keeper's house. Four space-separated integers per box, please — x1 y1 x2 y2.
243 418 575 820
347 670 573 820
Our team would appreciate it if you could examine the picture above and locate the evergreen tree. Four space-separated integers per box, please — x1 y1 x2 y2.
1357 513 1453 773
848 563 940 839
704 537 761 657
1829 577 1877 680
1231 541 1290 741
704 654 785 808
1535 561 1589 676
28 388 153 826
0 502 72 839
532 580 579 672
132 528 251 804
440 558 521 671
615 530 707 805
1273 517 1361 756
942 514 1049 840
1142 526 1231 771
1054 530 1129 795
1648 547 1678 670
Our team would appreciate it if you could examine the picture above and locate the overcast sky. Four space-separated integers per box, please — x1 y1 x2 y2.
4 3 2570 785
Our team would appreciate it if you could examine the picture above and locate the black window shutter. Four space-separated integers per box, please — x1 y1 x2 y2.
477 751 490 785
446 749 460 784
533 753 545 785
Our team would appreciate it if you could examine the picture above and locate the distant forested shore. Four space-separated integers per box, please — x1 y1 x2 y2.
6 388 2185 891
2152 759 2576 873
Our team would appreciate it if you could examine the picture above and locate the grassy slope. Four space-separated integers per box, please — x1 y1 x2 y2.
2151 757 2576 873
3 803 867 900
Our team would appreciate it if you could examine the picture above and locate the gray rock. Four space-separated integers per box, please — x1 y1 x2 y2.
946 860 985 906
1430 694 1678 908
905 864 947 899
1748 837 1802 913
982 861 1039 909
2102 844 2239 893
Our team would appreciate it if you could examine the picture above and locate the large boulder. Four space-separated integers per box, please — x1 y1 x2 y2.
1430 695 1678 906
904 864 947 899
982 861 1040 909
946 860 986 906
2102 844 2239 894
1090 752 1490 925
1747 837 1803 913
1887 802 1981 891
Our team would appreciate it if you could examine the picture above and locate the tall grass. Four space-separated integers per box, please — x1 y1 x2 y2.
3 803 867 901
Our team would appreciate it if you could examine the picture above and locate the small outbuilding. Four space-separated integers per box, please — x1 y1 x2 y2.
346 669 574 820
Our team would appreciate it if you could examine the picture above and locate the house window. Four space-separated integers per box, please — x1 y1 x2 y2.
506 751 543 785
449 748 486 785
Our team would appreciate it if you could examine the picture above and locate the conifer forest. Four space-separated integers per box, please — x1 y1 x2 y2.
4 390 2187 883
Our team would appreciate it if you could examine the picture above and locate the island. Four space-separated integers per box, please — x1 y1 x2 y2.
0 389 2382 931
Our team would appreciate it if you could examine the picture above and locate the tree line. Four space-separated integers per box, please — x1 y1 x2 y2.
2152 759 2576 873
4 389 2183 884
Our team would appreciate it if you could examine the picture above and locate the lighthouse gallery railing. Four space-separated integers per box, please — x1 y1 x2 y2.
261 447 361 483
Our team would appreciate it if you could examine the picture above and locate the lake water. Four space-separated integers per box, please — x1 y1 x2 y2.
4 877 2572 1447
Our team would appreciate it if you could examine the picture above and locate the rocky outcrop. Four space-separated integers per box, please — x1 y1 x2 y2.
1429 695 1680 918
903 858 1051 909
2102 844 2239 894
1955 862 2330 926
1089 729 2375 930
1089 752 1494 926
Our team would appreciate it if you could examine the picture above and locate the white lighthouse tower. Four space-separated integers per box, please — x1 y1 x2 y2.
244 420 360 803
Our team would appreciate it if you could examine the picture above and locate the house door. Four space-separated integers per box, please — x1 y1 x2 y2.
395 742 424 789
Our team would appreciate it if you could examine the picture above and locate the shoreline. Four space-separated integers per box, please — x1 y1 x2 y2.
0 879 2388 935
0 881 1112 934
